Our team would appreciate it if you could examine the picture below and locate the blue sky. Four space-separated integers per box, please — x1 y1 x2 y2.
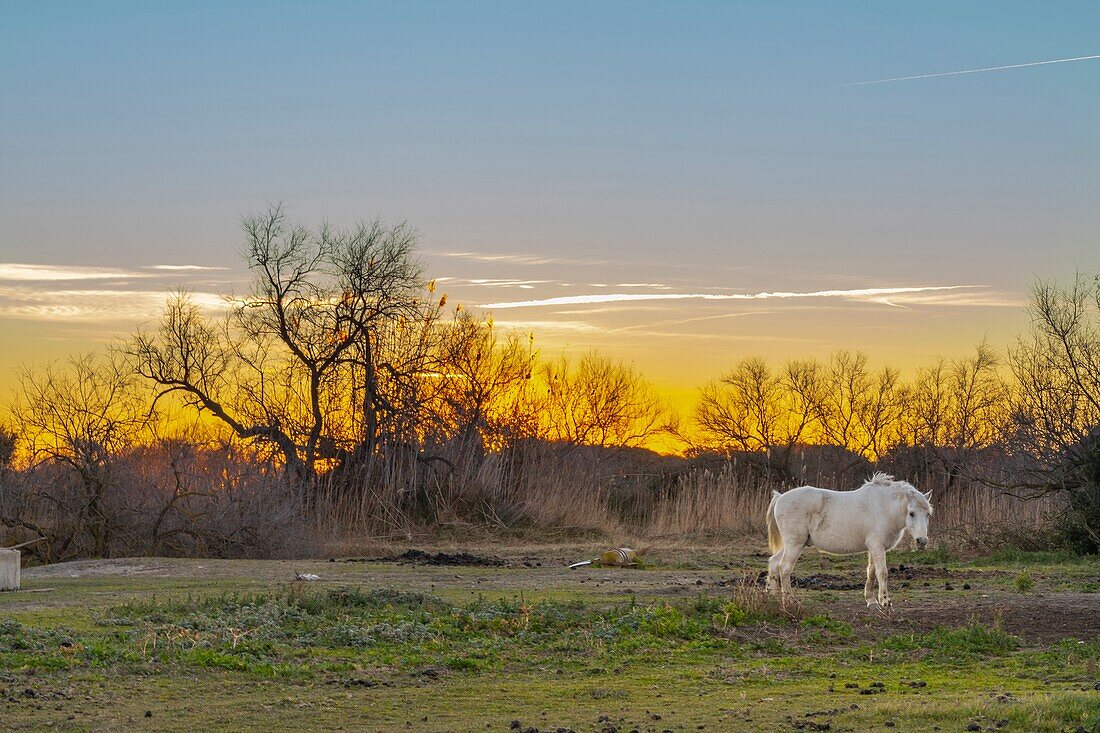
1 1 1097 398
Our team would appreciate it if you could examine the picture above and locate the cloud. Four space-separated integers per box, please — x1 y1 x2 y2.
844 53 1100 86
0 263 152 282
477 285 990 310
0 287 228 322
865 290 1024 308
428 250 608 266
615 309 773 332
551 305 680 315
490 319 604 334
435 277 555 289
492 316 817 344
146 264 230 272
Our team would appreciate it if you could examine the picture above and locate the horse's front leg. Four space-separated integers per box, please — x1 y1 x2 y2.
871 546 890 608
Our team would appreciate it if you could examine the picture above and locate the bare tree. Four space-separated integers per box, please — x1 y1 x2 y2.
5 353 152 558
1011 274 1100 460
814 351 904 461
542 351 665 449
435 312 539 455
696 357 787 454
0 424 15 471
692 357 821 478
948 341 1008 453
1008 273 1100 550
131 205 428 486
893 342 1010 484
904 357 952 449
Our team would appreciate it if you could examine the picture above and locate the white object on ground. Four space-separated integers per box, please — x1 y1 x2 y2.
295 573 321 581
0 549 20 591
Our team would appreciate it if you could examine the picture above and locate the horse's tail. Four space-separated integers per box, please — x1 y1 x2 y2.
766 490 783 555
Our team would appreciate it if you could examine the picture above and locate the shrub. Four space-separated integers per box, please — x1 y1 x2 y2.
1055 435 1100 554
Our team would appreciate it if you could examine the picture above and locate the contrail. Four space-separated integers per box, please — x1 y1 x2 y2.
843 53 1100 86
477 285 975 310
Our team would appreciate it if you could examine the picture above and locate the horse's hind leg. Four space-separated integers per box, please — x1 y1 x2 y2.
864 553 877 607
766 549 784 593
778 537 807 601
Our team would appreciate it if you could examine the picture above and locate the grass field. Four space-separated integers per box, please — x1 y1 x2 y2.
0 544 1098 732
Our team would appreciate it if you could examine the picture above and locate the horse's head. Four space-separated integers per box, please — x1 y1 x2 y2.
905 488 934 548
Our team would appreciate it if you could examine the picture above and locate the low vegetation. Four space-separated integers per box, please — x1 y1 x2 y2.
0 547 1097 732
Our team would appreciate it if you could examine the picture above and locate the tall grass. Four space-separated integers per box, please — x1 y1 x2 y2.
306 449 1065 552
647 465 773 536
645 466 1063 547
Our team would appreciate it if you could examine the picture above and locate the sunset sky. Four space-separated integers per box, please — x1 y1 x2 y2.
2 2 1097 411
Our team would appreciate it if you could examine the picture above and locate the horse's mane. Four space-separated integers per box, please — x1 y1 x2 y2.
865 472 933 514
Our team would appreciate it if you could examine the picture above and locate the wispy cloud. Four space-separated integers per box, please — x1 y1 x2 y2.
615 310 773 332
865 290 1024 308
490 319 604 334
0 287 228 321
844 53 1100 86
429 250 608 266
0 263 152 282
552 305 679 316
493 316 818 344
435 276 555 289
146 264 229 272
477 285 989 310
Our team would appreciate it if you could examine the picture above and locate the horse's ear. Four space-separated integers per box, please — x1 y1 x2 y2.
923 490 933 501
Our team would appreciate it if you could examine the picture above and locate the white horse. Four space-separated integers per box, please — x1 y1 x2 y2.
765 472 933 609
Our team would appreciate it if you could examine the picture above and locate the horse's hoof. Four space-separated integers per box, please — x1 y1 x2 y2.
867 600 880 611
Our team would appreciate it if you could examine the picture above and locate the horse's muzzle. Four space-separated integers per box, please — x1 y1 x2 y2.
915 537 928 548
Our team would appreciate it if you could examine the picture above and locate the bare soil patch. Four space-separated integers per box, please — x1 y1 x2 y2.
885 592 1100 644
816 589 1100 645
21 558 185 578
339 549 507 567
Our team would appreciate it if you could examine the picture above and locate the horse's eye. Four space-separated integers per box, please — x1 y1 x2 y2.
909 511 915 517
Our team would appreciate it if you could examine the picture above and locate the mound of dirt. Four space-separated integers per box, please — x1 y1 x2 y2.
335 549 506 566
391 550 506 567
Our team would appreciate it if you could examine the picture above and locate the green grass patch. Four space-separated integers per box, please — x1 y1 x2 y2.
984 549 1090 564
72 587 807 678
880 621 1019 662
893 546 955 565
